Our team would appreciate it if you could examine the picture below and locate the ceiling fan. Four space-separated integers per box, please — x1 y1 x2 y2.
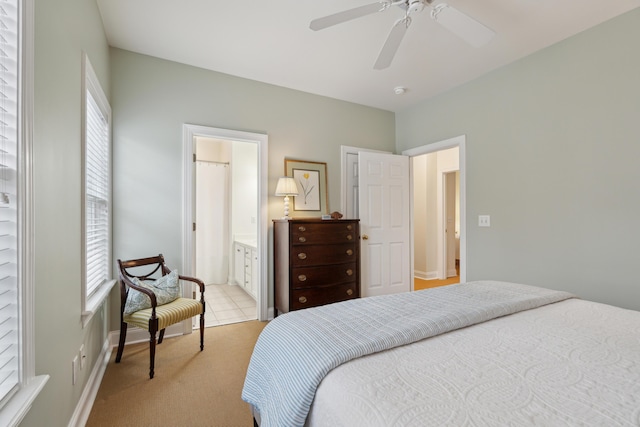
310 0 495 70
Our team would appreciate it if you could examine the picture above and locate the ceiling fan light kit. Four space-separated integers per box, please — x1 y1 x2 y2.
310 0 495 69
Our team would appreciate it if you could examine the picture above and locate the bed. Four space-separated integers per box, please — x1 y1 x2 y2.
242 281 640 426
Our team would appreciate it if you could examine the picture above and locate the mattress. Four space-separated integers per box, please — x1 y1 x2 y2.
306 298 640 426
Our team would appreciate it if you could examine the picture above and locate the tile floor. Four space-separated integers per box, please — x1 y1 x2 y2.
197 283 257 327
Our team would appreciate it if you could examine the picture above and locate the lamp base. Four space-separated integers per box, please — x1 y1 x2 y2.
282 196 291 220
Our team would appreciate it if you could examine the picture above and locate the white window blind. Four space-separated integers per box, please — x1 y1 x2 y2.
84 59 110 300
0 0 20 405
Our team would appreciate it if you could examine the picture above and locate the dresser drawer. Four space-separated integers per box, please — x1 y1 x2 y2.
291 222 357 245
291 282 358 310
274 219 360 315
291 243 357 267
291 262 357 288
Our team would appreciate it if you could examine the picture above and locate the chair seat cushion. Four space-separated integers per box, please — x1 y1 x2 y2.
124 269 181 315
123 297 204 331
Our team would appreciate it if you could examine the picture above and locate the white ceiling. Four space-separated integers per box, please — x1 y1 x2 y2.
96 0 640 112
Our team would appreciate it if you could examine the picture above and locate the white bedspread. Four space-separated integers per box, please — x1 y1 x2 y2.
242 281 574 427
306 298 640 426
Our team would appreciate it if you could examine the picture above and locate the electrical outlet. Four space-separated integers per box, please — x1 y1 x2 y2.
72 355 79 385
478 215 491 227
79 344 86 370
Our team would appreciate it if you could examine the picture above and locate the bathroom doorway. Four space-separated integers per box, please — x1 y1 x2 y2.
182 124 269 325
195 137 257 326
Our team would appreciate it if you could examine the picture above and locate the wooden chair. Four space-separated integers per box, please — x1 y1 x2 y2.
115 254 205 378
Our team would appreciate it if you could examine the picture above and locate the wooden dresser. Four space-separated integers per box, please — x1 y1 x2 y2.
273 218 360 314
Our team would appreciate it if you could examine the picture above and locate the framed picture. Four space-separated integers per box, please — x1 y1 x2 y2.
285 159 328 214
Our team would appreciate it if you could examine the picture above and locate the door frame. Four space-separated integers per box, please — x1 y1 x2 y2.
182 124 269 324
443 170 458 278
403 135 467 284
340 136 466 292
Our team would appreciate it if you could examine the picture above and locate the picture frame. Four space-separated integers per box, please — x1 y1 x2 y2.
284 159 328 214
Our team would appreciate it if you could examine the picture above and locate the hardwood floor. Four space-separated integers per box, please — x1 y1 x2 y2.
414 265 460 291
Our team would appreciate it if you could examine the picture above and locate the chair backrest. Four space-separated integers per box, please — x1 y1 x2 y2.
117 254 171 309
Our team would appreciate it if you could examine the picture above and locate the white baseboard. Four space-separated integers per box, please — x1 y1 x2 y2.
108 323 186 347
413 270 428 280
68 338 112 427
414 270 439 280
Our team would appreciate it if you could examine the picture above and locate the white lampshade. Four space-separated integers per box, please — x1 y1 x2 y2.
275 177 300 196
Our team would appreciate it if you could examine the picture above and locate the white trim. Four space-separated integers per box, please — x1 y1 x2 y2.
107 323 185 349
80 52 113 320
402 135 467 283
67 339 112 427
81 279 117 327
182 124 269 322
19 0 36 391
0 376 47 427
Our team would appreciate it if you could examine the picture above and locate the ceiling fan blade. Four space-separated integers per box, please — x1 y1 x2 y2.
374 17 410 70
430 4 495 47
310 2 388 31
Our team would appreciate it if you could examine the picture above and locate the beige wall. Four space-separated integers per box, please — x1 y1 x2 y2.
22 4 640 425
22 0 111 425
110 48 396 329
396 9 640 310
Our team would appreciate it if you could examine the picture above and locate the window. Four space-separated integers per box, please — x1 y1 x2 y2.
0 0 48 424
0 0 21 406
81 54 114 322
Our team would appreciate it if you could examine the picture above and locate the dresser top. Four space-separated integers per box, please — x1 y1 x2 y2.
273 218 359 223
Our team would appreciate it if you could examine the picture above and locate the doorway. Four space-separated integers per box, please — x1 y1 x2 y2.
404 135 466 288
341 135 466 297
182 124 269 327
194 137 257 327
412 150 460 291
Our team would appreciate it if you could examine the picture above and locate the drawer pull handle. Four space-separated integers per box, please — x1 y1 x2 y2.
298 274 307 282
346 225 352 230
346 289 354 296
299 296 307 304
346 235 352 241
346 269 353 276
298 226 306 232
346 249 353 256
298 236 307 243
298 252 307 260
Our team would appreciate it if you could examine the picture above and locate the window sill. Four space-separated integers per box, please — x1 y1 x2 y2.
0 375 49 427
82 279 117 328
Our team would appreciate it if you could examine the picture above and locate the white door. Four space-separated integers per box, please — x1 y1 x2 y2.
359 152 411 297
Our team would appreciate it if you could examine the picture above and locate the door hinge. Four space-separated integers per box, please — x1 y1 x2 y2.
193 153 196 162
192 222 196 232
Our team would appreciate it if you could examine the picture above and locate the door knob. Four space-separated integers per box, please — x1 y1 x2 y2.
362 235 369 240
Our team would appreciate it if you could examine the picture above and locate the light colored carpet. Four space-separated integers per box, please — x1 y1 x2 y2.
86 320 267 427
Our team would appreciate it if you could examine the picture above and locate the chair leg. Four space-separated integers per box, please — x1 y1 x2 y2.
158 328 166 344
149 319 158 379
200 313 205 351
115 322 128 363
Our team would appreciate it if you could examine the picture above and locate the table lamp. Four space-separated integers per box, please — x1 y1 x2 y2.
275 176 299 219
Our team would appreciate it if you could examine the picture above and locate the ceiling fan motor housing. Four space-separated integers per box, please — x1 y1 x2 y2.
408 0 426 14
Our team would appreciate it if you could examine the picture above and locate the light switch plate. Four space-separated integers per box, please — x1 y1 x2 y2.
478 215 491 227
